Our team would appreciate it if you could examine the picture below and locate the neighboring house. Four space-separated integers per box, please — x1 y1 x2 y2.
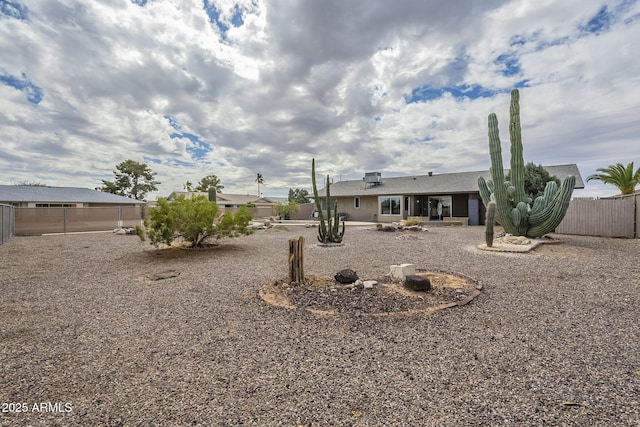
318 164 584 225
0 185 145 235
167 191 277 218
0 185 145 207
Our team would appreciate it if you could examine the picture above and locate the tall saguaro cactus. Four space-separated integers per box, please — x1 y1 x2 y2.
477 89 575 238
312 158 345 243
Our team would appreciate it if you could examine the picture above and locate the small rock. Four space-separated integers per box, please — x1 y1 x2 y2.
335 269 359 284
404 275 431 292
408 225 421 232
363 280 377 289
376 223 397 232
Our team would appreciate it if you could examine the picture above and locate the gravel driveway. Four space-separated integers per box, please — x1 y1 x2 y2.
1 225 638 426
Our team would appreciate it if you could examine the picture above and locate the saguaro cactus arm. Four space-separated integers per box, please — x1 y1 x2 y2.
487 112 520 235
527 175 575 236
477 176 492 206
508 90 527 205
485 200 496 247
311 158 328 242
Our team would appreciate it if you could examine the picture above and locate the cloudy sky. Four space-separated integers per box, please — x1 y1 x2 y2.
1 0 639 200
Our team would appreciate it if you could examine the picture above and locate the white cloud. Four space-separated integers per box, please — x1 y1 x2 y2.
0 0 639 200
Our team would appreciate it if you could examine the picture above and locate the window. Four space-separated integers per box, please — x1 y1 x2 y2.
35 203 74 207
379 196 401 215
354 197 360 209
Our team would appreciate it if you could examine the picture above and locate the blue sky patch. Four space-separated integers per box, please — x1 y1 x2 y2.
404 82 531 104
0 0 28 20
230 4 244 27
514 80 530 89
172 131 212 160
168 159 195 168
405 84 498 104
165 115 212 161
203 1 245 38
408 136 435 146
495 52 521 76
204 1 229 34
0 71 43 104
625 12 640 24
165 114 180 131
509 34 528 47
130 0 148 6
535 36 571 51
580 5 615 34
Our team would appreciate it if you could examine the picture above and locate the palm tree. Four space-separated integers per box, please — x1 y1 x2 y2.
255 173 264 196
587 162 640 195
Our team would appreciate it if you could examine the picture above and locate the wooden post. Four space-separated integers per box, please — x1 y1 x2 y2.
288 236 304 283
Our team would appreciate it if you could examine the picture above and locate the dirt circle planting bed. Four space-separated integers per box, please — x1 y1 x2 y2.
259 270 482 317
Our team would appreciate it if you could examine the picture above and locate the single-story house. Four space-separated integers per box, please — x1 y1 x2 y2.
167 191 277 218
0 185 146 207
318 164 584 225
0 185 146 235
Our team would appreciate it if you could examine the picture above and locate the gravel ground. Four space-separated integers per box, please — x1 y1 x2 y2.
0 225 638 426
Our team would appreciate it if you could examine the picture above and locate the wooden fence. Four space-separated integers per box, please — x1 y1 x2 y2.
556 194 638 238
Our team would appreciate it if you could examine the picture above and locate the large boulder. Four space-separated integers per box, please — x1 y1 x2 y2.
404 275 432 292
335 269 359 284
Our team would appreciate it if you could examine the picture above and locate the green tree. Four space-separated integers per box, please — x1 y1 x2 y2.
255 173 264 196
183 180 194 191
275 200 300 219
505 162 560 201
587 162 640 195
139 195 253 248
288 188 310 204
195 174 224 192
101 159 160 201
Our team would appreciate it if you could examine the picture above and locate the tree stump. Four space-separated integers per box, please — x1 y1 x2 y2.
288 236 304 283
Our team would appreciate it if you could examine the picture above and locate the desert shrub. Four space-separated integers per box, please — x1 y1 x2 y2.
139 195 253 248
274 200 300 219
402 218 425 226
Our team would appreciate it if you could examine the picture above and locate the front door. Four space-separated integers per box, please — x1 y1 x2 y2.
428 196 451 220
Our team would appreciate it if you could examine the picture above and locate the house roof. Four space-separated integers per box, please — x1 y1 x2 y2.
167 191 275 205
322 164 584 197
0 185 145 204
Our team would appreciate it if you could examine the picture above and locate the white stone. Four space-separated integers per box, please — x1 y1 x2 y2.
390 263 416 280
363 280 377 289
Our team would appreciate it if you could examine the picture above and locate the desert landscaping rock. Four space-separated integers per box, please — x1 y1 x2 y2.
334 268 359 284
403 274 432 291
363 280 377 289
0 226 638 426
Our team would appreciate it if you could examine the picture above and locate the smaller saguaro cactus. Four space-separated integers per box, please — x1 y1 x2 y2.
485 201 496 247
311 158 345 244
